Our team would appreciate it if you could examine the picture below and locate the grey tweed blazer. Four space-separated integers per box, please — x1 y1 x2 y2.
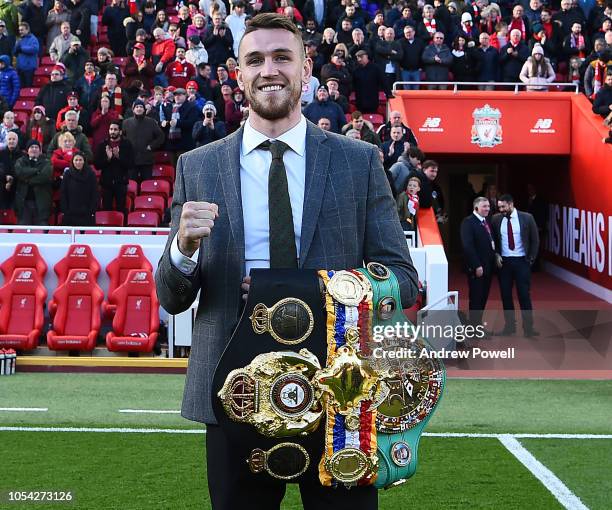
155 121 419 424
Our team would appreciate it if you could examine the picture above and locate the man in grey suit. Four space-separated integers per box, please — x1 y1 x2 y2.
491 194 540 338
155 13 418 510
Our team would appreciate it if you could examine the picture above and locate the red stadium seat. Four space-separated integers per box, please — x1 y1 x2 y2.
47 228 70 234
134 195 165 220
378 91 388 103
111 57 128 67
14 100 35 113
12 228 45 233
127 179 138 200
53 244 101 286
152 164 175 185
40 56 54 66
33 76 49 87
0 209 17 225
106 269 159 352
83 229 118 234
140 180 170 200
34 65 53 76
154 151 173 163
102 245 153 318
19 87 39 98
0 243 48 281
95 210 124 227
345 113 352 123
14 111 28 130
0 269 47 350
127 211 159 228
363 113 384 128
47 269 104 351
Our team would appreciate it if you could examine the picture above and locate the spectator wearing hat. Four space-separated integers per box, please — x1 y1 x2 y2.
14 139 53 225
186 80 205 111
94 120 134 216
192 101 226 148
225 1 247 57
91 94 122 149
325 76 349 113
417 4 447 45
166 46 197 89
519 44 555 91
122 99 165 182
165 87 201 154
341 110 381 146
49 22 77 62
204 14 234 69
216 64 238 89
59 151 97 226
304 40 324 79
96 47 122 81
74 60 103 115
47 110 93 161
35 66 72 124
126 28 151 59
351 50 385 114
56 92 84 131
152 27 177 87
224 87 246 134
321 50 353 98
303 84 346 133
60 37 89 85
26 106 55 152
0 55 19 109
458 12 479 42
14 22 39 87
592 70 612 117
46 1 70 51
0 111 23 150
186 35 209 68
123 42 155 90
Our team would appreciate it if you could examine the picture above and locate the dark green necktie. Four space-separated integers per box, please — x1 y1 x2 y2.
259 140 297 268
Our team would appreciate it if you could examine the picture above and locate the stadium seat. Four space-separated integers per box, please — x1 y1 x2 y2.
0 268 47 350
40 56 54 66
345 113 352 123
0 243 48 282
33 76 49 87
152 164 175 185
133 195 165 220
47 269 104 351
15 111 28 130
35 65 53 76
19 87 39 98
154 151 173 163
127 211 159 228
106 269 159 353
13 100 35 113
111 57 128 67
95 210 124 227
102 245 153 318
363 113 384 129
0 209 17 225
140 179 170 200
127 179 138 200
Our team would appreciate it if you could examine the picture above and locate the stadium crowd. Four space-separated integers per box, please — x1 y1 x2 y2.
0 0 609 226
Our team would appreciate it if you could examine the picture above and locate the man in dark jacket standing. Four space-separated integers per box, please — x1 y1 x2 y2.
0 131 20 209
122 99 165 182
592 71 612 117
473 32 499 90
14 140 52 225
399 25 425 90
192 101 226 148
499 29 530 82
374 27 403 95
421 32 452 88
165 88 201 154
352 50 386 114
303 84 347 133
101 0 129 57
204 15 234 70
491 194 540 337
36 66 72 124
94 120 134 217
461 197 497 329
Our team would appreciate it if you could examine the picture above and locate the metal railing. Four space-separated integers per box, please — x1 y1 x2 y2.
392 81 580 94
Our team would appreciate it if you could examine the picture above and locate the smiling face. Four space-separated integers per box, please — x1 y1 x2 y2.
72 154 84 170
237 28 310 122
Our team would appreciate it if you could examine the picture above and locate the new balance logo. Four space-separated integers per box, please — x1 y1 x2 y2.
19 246 33 254
124 247 138 256
133 272 148 281
74 272 88 281
73 246 86 255
530 118 555 133
17 270 32 280
419 117 444 133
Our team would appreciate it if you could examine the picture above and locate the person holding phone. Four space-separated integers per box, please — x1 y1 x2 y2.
192 101 226 148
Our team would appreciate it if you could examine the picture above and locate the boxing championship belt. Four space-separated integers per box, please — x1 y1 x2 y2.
357 263 446 489
212 269 328 482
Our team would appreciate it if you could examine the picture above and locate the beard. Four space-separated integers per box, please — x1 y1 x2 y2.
244 78 302 121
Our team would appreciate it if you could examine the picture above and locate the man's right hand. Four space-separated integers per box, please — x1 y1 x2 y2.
178 201 219 257
475 266 484 278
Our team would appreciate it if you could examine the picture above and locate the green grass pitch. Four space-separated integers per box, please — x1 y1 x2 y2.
1 374 611 509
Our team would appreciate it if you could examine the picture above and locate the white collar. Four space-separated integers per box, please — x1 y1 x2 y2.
242 115 307 158
508 208 518 219
473 211 486 222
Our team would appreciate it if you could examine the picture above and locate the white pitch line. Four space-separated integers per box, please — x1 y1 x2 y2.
499 435 589 510
0 407 48 412
119 409 181 414
423 432 612 439
0 426 205 434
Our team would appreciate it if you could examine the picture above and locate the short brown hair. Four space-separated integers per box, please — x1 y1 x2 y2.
422 159 438 169
351 110 363 120
239 13 305 60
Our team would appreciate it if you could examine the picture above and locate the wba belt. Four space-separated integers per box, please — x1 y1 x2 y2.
212 266 445 487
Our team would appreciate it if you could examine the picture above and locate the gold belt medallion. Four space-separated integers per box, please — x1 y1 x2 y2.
250 298 314 345
248 442 310 480
326 270 372 307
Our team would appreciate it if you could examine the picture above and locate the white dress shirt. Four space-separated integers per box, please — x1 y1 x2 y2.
499 208 526 257
170 116 307 276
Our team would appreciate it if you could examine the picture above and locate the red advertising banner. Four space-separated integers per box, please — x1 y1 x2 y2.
390 91 572 155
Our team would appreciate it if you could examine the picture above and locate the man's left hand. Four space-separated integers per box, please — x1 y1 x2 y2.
241 275 251 301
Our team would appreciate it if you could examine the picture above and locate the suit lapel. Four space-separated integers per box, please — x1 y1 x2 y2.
299 122 330 266
220 127 245 269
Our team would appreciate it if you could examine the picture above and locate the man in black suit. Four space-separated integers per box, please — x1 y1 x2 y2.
460 197 496 330
491 194 540 337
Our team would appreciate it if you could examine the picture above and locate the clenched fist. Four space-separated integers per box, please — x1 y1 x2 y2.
178 201 219 257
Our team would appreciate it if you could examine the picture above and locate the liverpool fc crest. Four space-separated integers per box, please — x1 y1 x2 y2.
470 104 502 148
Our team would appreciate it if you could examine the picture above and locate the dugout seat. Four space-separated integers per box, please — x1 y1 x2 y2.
0 243 48 282
106 269 159 353
47 269 104 351
102 245 153 318
49 245 101 317
0 269 47 350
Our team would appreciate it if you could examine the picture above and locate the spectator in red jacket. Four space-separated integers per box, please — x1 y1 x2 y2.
165 46 196 89
50 130 78 184
151 27 176 87
224 87 246 134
